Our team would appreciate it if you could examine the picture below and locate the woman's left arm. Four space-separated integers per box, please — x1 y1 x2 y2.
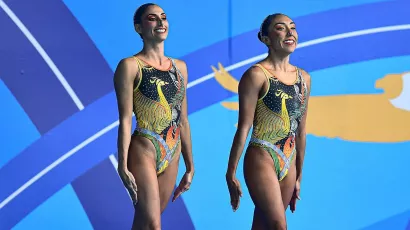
172 59 194 201
176 59 194 173
295 70 311 183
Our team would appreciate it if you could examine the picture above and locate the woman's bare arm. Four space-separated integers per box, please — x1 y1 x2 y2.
226 66 266 176
171 59 195 202
295 70 311 182
113 58 138 169
175 59 194 173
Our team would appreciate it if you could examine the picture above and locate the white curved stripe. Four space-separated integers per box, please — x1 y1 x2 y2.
109 154 119 169
1 24 410 210
187 24 410 88
0 0 120 199
0 0 84 110
0 120 120 209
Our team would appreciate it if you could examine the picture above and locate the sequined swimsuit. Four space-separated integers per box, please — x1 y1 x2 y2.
249 64 308 181
132 56 185 175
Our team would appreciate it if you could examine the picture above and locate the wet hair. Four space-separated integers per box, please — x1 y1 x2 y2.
257 13 288 41
133 3 157 25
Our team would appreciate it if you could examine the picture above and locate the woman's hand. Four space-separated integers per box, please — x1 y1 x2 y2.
118 166 138 205
289 179 301 213
172 171 194 202
226 173 243 211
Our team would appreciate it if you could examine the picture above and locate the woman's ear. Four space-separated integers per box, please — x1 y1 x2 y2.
134 24 142 34
261 35 270 45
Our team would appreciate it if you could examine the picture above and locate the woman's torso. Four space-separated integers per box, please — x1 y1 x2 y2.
132 56 185 141
250 64 308 153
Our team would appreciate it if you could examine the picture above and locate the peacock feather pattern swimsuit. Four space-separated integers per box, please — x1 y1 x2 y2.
249 64 308 181
132 56 185 175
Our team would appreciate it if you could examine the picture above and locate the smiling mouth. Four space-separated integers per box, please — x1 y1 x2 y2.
154 28 166 33
283 39 295 45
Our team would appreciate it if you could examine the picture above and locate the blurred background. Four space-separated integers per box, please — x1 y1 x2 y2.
1 0 410 229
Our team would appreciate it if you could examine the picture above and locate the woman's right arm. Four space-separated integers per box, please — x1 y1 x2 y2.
113 58 139 203
114 58 137 169
226 66 265 176
226 66 265 210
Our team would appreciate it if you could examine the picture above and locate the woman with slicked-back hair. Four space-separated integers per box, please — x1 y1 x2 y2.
226 13 311 230
113 3 194 229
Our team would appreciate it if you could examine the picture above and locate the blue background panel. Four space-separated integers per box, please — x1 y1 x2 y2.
0 80 40 168
12 185 94 230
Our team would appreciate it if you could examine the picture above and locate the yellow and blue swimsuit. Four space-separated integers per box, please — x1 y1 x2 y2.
132 56 185 175
249 64 308 181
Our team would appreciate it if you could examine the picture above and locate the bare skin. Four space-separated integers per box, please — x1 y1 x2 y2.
226 14 311 230
113 4 194 230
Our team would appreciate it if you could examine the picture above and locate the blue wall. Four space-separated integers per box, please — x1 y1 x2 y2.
1 0 410 229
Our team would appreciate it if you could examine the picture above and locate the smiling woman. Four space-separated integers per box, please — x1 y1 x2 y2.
225 13 311 230
113 3 195 229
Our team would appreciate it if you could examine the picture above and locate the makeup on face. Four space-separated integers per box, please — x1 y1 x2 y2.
271 21 297 45
144 11 168 34
146 13 167 22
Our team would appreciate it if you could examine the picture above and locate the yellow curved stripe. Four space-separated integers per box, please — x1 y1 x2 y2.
212 62 239 93
221 101 239 110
